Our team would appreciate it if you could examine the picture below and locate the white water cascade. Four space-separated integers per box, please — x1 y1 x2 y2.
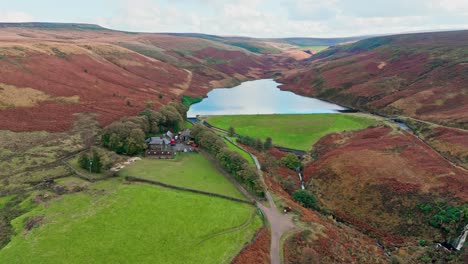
298 172 305 190
454 224 468 251
296 167 305 190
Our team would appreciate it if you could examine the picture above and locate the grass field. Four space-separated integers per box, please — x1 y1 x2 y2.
206 114 377 150
223 138 255 165
119 153 245 199
0 179 261 264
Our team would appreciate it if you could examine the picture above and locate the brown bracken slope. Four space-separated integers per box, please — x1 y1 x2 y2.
0 24 306 132
279 30 468 129
303 126 468 248
279 30 468 170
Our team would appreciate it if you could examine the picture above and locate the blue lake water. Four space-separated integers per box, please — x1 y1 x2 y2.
187 79 346 117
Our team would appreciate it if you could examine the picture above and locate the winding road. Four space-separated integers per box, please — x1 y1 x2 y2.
248 147 296 264
256 192 295 264
216 129 297 264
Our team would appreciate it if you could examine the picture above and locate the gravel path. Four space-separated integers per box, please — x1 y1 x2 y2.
256 191 295 264
239 145 295 264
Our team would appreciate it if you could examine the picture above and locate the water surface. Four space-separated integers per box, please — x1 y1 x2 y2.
187 79 346 117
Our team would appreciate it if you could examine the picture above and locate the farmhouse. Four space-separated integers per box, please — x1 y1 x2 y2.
145 137 175 159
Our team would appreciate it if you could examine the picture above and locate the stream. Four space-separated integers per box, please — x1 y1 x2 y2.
387 118 411 131
296 167 305 190
454 224 468 250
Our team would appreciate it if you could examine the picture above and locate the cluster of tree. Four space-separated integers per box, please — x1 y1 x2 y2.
191 124 264 197
228 126 236 137
78 150 102 173
101 117 147 155
139 102 187 134
281 153 301 170
292 190 317 209
236 135 272 152
101 102 187 155
418 203 468 236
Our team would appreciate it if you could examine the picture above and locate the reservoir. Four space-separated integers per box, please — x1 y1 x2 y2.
187 79 346 117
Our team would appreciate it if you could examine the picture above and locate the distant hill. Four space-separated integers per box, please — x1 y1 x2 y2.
0 22 108 30
280 30 468 128
267 36 370 46
0 23 368 55
167 33 370 53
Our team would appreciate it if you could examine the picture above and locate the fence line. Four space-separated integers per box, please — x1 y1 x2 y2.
125 176 255 205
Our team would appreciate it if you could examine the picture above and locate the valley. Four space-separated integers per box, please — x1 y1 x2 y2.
0 22 467 264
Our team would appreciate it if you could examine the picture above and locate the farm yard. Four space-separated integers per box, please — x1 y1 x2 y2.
119 153 246 199
206 114 377 150
0 178 261 264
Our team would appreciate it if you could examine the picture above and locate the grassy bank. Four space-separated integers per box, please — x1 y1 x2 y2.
206 114 377 150
223 138 255 166
182 95 203 108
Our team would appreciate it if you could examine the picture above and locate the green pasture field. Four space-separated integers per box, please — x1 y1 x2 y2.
206 114 377 150
119 153 245 199
0 179 261 264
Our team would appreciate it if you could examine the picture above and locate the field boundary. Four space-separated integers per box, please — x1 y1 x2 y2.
203 120 306 155
203 120 237 135
125 176 255 205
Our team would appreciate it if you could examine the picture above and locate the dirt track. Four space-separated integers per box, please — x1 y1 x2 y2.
256 191 295 264
216 137 296 264
250 151 296 264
